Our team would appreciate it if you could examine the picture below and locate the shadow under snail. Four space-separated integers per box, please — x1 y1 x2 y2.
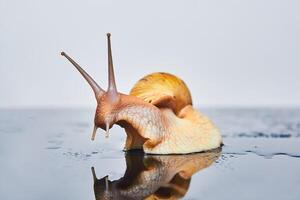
61 33 222 154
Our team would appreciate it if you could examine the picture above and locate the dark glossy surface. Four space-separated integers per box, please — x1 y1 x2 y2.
0 108 300 200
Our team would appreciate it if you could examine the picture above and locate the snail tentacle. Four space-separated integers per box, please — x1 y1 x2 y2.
106 33 119 102
61 51 104 98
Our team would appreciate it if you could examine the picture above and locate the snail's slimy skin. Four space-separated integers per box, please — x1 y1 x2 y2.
152 105 222 154
113 97 222 154
61 33 223 155
94 93 222 154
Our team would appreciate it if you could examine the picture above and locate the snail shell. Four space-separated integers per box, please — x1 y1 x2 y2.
130 72 192 114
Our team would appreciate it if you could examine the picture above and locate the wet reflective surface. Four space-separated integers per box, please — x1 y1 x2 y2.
92 149 221 199
0 108 300 199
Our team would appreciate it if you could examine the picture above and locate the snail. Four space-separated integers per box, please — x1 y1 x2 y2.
91 149 221 200
61 33 222 154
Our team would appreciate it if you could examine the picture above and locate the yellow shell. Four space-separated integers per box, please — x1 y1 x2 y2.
130 72 192 114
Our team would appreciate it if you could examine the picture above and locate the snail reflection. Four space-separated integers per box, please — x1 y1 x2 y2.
91 148 221 200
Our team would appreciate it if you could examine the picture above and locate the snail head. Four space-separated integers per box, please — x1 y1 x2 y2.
61 33 121 140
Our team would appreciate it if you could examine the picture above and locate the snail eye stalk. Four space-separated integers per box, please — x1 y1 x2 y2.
106 33 119 101
60 51 104 98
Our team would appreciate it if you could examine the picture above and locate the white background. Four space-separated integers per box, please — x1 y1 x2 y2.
1 0 299 108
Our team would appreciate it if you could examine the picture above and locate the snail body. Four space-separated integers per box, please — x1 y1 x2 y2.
61 33 222 154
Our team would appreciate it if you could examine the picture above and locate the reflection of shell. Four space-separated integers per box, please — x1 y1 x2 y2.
130 72 192 114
